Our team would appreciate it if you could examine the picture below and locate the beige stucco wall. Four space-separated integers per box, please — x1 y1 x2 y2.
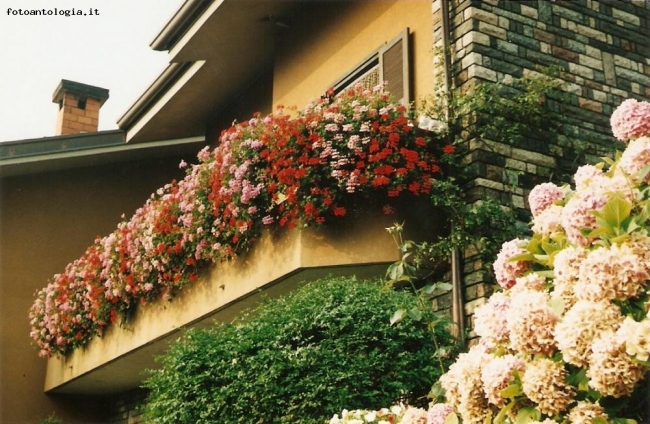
0 158 188 423
273 1 434 110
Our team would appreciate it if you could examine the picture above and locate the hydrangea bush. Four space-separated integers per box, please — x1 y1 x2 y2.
332 98 650 424
29 83 453 358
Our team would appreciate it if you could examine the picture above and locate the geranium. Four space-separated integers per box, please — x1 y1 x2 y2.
30 84 452 357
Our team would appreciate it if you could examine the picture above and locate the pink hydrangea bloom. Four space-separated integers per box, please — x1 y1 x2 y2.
528 182 563 217
618 136 650 182
610 98 650 142
493 238 531 289
573 164 605 191
561 188 608 246
473 292 510 348
481 354 526 407
426 404 455 424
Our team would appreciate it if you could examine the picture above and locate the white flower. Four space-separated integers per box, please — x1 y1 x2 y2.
521 358 574 416
617 316 650 361
575 243 649 302
555 299 622 367
588 330 645 397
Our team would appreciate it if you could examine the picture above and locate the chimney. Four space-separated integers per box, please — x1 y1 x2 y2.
52 80 109 135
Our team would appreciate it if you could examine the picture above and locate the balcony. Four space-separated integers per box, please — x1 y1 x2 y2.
45 196 438 395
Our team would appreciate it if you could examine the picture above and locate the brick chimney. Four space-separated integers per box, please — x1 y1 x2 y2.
52 80 109 135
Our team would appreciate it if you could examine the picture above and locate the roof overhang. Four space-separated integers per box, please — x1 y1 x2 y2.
0 130 205 177
118 0 301 144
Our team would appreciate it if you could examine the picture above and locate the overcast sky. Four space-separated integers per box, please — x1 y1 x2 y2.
0 0 183 141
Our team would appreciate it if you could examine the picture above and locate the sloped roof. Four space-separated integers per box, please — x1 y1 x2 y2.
118 0 301 143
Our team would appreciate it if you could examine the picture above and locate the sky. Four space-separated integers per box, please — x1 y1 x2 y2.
0 0 184 141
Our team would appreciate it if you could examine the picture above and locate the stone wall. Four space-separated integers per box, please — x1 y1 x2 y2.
433 0 650 336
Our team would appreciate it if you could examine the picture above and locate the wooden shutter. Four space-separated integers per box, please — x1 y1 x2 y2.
379 28 410 105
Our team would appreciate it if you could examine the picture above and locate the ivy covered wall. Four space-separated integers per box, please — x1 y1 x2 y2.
432 0 650 335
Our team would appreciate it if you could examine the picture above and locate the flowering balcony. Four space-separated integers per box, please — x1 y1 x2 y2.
44 197 435 394
32 85 452 394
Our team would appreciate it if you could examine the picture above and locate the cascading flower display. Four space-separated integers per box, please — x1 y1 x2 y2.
29 83 454 358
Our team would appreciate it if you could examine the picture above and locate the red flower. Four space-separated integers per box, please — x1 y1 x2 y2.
333 207 347 217
382 204 395 214
443 144 455 154
372 175 390 186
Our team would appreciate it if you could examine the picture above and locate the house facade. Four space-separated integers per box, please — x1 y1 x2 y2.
1 1 648 422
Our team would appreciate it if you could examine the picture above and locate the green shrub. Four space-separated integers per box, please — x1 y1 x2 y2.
142 276 454 423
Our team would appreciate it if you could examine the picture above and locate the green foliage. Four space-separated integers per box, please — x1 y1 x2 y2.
142 276 455 424
39 413 63 424
402 68 570 281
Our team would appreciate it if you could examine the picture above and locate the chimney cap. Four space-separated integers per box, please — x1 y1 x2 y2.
52 79 109 106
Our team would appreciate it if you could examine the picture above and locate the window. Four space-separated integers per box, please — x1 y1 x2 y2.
329 29 411 105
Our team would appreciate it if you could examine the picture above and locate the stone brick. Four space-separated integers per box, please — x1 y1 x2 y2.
569 62 595 80
579 54 604 70
520 3 538 19
467 64 497 82
576 24 607 42
478 21 507 40
584 44 602 59
578 97 603 113
507 32 540 50
532 28 555 44
465 6 499 25
552 4 587 23
462 30 491 47
510 147 556 168
552 46 579 62
461 51 483 70
612 7 641 26
602 51 617 86
464 297 487 315
617 67 650 86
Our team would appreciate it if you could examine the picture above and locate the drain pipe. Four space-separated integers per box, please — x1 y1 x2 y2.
440 0 466 344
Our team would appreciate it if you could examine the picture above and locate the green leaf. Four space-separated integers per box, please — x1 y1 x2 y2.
515 406 541 423
444 413 460 424
390 309 406 326
499 383 523 399
534 270 555 279
434 282 453 292
548 297 565 316
600 194 632 231
494 401 515 424
387 262 404 280
429 381 445 400
407 307 423 321
636 164 650 182
508 252 535 262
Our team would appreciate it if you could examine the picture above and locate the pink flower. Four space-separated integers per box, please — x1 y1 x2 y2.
493 238 531 289
528 182 563 217
561 188 608 246
426 404 455 424
618 136 650 182
610 98 650 142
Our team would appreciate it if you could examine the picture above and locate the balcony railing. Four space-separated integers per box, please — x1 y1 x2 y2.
45 197 437 395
